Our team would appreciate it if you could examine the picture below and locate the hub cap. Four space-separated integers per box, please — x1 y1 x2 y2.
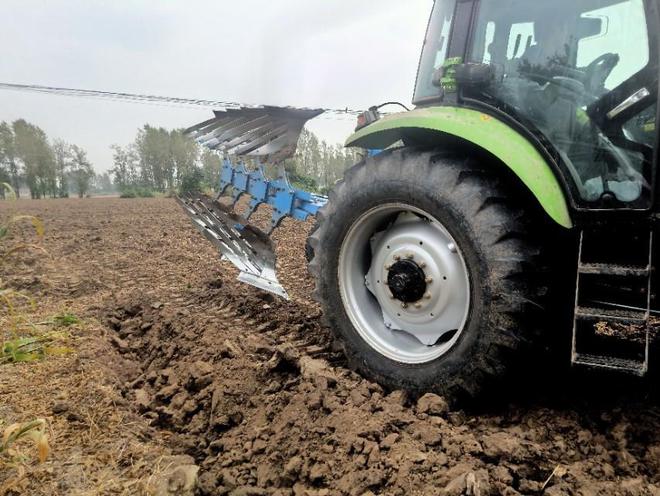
338 204 470 364
387 259 427 303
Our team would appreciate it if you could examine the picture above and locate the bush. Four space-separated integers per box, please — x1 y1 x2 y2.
288 172 320 193
178 167 204 196
119 187 155 198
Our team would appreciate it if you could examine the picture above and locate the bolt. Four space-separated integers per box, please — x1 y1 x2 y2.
406 253 414 259
448 243 457 253
424 292 432 300
401 303 408 309
385 263 392 270
414 302 422 309
425 277 433 284
419 262 427 269
394 255 401 261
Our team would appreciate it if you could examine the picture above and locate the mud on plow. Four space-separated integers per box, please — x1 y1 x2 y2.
178 106 329 299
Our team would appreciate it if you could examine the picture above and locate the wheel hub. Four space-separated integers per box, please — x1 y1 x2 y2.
387 259 428 303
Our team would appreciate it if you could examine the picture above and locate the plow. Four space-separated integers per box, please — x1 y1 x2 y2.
178 106 327 298
179 0 660 401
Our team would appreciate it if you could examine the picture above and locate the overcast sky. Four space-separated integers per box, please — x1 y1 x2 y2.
0 1 432 173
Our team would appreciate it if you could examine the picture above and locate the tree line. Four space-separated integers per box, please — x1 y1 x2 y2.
0 118 363 200
109 125 220 197
111 126 362 196
0 119 98 199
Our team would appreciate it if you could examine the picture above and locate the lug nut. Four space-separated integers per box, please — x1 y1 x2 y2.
401 303 408 309
388 292 395 299
425 277 433 284
424 292 432 300
406 253 414 259
414 302 422 309
394 255 401 261
385 263 392 270
419 262 427 269
448 243 457 253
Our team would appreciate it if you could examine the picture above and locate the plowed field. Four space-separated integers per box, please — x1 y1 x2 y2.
1 197 659 496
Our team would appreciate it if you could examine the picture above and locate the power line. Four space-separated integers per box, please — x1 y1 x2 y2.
0 82 363 120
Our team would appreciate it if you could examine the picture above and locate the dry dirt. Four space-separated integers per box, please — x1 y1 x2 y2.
1 197 660 496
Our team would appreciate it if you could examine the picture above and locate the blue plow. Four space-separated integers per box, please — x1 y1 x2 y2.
178 106 328 299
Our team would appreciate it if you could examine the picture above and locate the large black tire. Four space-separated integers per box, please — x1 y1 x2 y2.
308 148 548 401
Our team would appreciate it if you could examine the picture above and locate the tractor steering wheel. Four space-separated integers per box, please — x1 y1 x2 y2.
584 53 620 94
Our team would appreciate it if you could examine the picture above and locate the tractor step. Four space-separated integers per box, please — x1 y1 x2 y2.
574 306 647 324
572 353 648 376
578 263 650 277
571 229 653 375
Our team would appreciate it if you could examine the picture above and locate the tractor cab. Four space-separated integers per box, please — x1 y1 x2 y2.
415 0 659 214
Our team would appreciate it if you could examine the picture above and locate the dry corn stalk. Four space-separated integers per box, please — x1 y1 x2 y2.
0 418 50 463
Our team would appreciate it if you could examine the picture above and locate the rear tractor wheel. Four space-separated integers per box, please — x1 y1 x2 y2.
308 149 547 401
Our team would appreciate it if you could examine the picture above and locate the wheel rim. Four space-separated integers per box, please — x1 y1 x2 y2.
338 203 471 364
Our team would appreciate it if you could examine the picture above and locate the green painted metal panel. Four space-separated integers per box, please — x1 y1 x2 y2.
346 107 573 228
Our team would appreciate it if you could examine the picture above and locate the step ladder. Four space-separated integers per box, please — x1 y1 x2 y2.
571 229 653 376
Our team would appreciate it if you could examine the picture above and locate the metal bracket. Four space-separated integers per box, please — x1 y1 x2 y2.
219 158 326 232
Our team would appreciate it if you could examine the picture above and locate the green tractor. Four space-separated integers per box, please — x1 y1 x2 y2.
182 0 659 400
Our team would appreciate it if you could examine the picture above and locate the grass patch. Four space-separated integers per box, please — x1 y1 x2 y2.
52 312 79 328
0 331 72 365
0 184 73 366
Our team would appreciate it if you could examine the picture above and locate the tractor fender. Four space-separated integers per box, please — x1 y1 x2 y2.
346 107 573 228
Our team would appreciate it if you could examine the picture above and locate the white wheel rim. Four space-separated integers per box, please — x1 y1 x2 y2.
338 203 471 364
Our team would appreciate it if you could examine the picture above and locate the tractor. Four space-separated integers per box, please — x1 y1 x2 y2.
181 0 659 400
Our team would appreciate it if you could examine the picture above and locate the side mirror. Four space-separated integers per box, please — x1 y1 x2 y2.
454 63 494 87
431 67 445 88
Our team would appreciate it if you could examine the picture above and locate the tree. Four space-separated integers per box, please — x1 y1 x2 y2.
95 172 113 193
135 125 172 191
171 129 199 189
52 139 71 197
110 144 139 193
200 149 221 191
12 119 56 199
69 145 94 198
110 144 129 191
0 122 20 198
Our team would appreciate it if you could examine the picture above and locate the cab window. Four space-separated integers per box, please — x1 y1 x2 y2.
468 0 657 208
